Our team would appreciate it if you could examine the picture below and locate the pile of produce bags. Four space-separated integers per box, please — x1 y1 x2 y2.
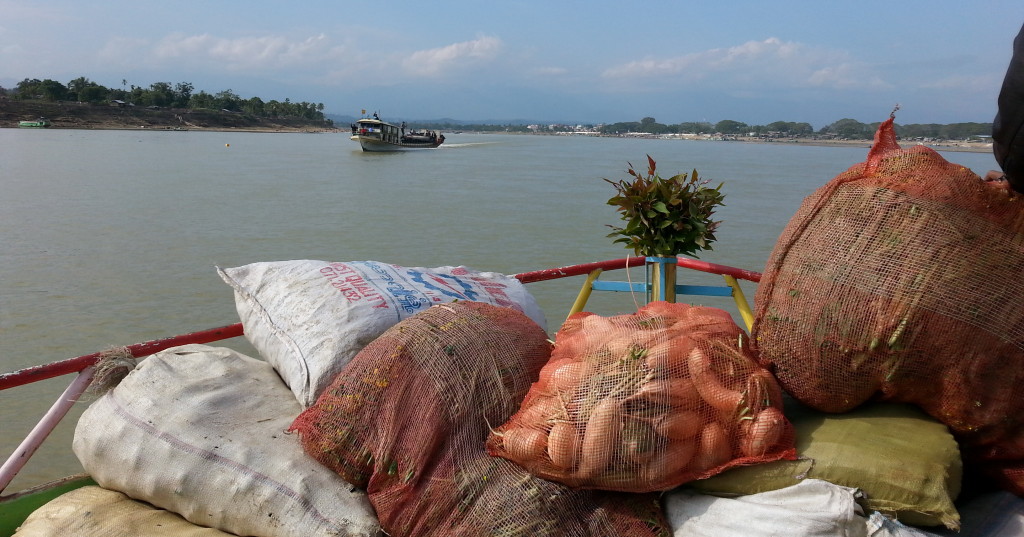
486 302 795 493
753 117 1024 494
289 301 669 537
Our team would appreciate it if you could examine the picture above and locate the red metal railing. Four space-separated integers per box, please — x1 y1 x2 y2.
0 257 761 494
0 324 244 391
1 257 761 390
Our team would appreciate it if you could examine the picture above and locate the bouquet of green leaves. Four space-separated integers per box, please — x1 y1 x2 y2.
605 155 725 257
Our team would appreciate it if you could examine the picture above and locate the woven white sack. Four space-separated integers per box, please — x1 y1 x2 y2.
218 260 547 407
14 485 234 537
665 479 870 537
72 344 381 537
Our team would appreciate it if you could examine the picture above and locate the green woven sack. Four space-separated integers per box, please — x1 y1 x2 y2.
691 402 962 530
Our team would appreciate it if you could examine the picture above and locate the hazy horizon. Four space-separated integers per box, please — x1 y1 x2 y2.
3 1 1023 127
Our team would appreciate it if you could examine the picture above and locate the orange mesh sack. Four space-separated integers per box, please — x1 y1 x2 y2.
289 301 670 537
486 301 796 493
752 117 1024 493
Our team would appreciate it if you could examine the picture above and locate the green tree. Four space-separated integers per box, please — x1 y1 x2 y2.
714 120 748 134
128 84 147 105
78 84 108 103
65 77 110 103
762 121 814 136
791 122 814 136
820 118 874 139
214 89 241 111
678 122 713 133
14 78 44 100
66 77 92 99
264 99 282 117
12 77 37 99
938 122 990 139
188 90 214 110
37 79 68 101
148 82 174 107
599 121 642 134
242 96 265 116
173 82 193 108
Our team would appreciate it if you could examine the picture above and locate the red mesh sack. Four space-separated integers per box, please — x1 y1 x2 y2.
486 301 796 493
289 301 670 537
752 117 1024 493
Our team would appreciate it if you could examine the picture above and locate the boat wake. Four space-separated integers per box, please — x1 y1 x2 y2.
439 141 498 148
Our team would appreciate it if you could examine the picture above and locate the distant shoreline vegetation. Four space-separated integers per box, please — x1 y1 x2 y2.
2 77 330 124
410 116 993 142
1 78 991 141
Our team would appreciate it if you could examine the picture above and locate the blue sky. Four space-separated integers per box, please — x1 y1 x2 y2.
3 1 1023 128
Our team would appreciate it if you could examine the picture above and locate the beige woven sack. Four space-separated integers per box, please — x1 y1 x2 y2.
14 486 233 537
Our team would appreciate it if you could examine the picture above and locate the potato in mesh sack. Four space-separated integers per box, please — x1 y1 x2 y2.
289 301 670 537
752 116 1024 494
486 301 795 493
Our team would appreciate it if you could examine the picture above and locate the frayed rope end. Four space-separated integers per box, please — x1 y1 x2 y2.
86 346 139 397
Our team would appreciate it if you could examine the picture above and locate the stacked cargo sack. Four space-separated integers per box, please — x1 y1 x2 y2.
289 301 670 537
13 486 236 537
72 345 381 537
753 116 1024 494
665 479 945 537
218 260 547 407
692 401 963 530
487 301 796 493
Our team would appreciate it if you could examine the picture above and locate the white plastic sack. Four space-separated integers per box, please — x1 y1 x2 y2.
73 344 381 537
14 485 234 536
218 260 547 407
867 512 944 537
665 479 871 537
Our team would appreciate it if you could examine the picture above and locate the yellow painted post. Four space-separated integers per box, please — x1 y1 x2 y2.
567 269 603 319
665 262 677 303
648 257 678 303
649 263 660 303
723 275 754 331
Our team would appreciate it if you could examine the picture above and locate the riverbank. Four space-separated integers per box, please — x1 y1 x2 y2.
2 100 994 153
0 99 336 133
735 135 991 154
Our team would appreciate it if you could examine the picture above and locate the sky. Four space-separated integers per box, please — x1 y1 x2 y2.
3 1 1024 129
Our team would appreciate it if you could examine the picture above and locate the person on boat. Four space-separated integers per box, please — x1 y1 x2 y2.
989 22 1024 193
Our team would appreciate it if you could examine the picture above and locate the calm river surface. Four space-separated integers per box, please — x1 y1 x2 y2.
0 127 999 490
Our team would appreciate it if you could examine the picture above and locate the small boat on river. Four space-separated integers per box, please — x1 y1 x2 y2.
17 118 50 128
350 113 444 152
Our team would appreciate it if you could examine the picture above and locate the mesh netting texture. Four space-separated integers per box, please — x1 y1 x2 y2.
753 117 1024 494
487 301 796 493
289 301 669 537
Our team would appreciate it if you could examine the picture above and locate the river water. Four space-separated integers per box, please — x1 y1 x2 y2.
0 127 999 491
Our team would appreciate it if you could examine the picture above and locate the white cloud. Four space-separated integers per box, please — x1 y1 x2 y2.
919 73 999 92
152 33 342 71
97 36 151 65
92 31 503 84
92 32 352 78
601 38 890 91
401 35 502 77
533 66 568 77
